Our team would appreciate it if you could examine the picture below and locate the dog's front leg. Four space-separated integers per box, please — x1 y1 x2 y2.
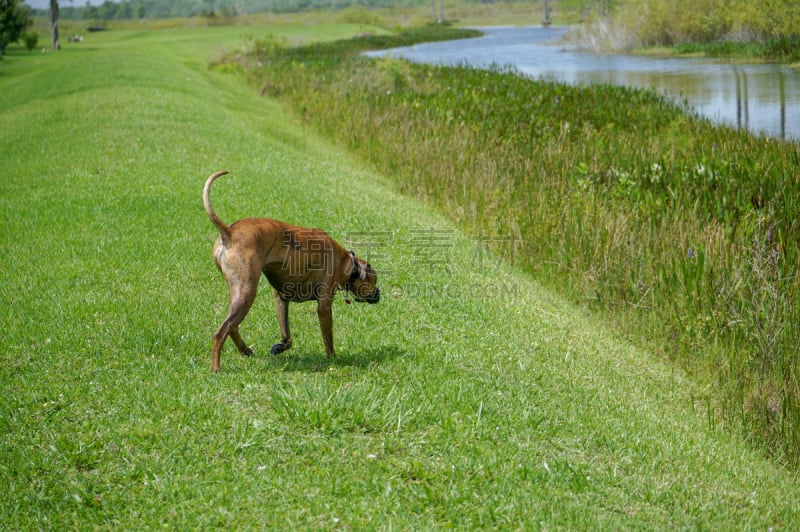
270 291 293 355
317 299 335 357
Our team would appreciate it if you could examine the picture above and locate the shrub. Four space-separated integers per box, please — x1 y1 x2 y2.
336 6 387 30
22 32 38 51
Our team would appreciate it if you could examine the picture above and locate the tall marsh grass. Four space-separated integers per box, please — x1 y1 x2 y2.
222 27 800 466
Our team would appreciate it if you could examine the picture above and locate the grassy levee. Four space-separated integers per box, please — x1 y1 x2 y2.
2 25 800 528
232 29 800 467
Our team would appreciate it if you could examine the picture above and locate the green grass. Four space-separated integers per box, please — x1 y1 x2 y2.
2 24 800 528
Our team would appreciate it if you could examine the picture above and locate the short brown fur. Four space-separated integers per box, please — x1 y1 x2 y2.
203 171 380 372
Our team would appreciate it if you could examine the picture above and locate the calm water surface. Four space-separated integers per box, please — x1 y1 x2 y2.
366 26 800 141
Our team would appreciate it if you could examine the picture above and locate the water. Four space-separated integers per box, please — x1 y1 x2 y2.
365 26 800 141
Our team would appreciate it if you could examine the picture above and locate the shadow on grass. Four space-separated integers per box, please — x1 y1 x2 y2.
263 345 408 373
4 46 100 57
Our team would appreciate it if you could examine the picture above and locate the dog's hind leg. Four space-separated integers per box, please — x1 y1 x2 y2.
211 284 257 372
229 329 255 357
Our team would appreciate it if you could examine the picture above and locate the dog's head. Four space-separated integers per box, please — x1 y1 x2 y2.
347 252 380 304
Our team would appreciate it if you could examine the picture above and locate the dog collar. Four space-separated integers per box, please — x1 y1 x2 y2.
347 250 360 286
343 250 361 304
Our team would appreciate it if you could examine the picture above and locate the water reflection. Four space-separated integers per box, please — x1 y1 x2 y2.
366 26 800 141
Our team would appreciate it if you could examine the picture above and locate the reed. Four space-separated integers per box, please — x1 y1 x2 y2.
225 27 800 466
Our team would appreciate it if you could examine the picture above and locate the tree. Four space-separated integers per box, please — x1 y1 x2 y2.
0 0 32 57
98 1 119 20
50 0 60 50
431 0 443 24
83 2 99 21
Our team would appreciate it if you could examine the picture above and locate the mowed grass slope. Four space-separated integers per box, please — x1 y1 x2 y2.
1 26 799 528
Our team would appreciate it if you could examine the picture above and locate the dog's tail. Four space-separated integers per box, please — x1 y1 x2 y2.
203 171 232 245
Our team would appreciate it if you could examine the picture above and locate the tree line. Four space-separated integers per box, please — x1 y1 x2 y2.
26 0 505 21
5 0 800 54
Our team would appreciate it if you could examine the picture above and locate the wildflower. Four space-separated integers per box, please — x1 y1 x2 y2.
687 248 695 258
695 163 706 176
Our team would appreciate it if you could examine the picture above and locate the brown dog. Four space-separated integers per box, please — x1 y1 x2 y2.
203 170 380 372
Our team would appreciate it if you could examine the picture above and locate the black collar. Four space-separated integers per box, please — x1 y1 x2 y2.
346 250 360 288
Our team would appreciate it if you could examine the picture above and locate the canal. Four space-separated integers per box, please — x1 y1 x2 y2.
366 26 800 141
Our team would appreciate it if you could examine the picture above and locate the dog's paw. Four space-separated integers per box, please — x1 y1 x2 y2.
241 346 255 357
270 342 289 355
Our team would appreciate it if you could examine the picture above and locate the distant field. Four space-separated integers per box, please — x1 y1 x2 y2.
2 24 800 529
